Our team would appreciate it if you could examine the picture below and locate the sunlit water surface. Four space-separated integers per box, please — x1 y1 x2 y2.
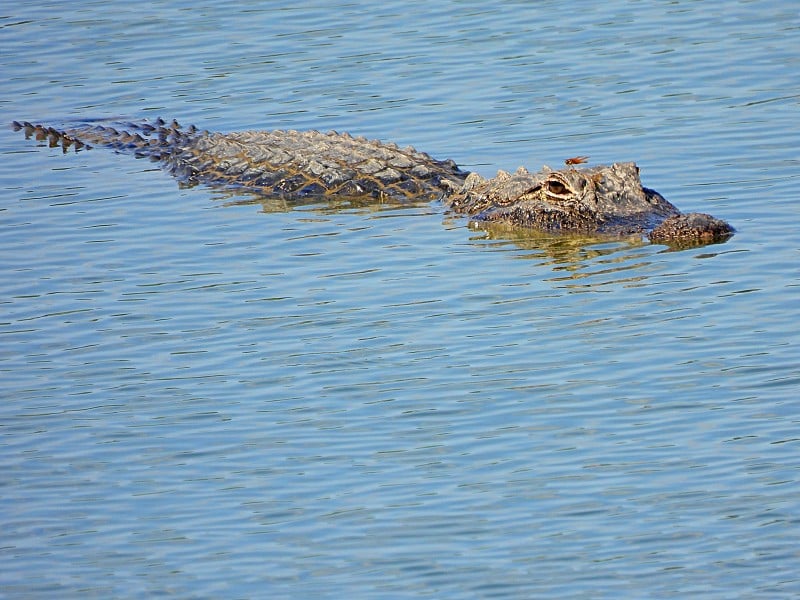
1 1 799 597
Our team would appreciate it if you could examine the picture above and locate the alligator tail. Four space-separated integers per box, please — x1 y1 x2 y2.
11 118 200 160
12 120 95 152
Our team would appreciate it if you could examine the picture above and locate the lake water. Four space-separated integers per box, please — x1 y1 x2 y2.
1 1 799 598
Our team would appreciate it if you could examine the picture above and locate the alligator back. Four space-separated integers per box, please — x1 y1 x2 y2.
12 119 468 202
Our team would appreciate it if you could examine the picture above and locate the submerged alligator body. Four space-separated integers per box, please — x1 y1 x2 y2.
13 118 733 245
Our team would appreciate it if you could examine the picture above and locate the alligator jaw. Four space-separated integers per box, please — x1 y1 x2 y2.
649 212 735 245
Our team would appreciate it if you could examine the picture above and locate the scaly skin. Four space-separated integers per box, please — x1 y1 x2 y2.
13 118 733 245
448 163 733 244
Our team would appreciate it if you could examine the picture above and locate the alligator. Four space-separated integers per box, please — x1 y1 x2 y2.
12 118 733 246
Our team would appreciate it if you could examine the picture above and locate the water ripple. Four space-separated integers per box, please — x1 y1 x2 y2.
2 1 799 598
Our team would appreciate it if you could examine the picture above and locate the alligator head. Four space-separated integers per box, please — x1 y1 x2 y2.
447 162 733 245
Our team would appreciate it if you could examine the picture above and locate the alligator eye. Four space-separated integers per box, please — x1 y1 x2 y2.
546 180 568 195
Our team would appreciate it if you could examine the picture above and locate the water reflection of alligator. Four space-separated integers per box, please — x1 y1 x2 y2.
13 118 733 246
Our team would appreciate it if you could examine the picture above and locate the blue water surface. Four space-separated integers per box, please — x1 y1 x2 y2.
1 1 799 598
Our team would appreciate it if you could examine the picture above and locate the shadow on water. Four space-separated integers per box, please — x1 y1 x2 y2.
462 219 658 287
219 187 432 216
220 188 733 285
464 218 736 290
